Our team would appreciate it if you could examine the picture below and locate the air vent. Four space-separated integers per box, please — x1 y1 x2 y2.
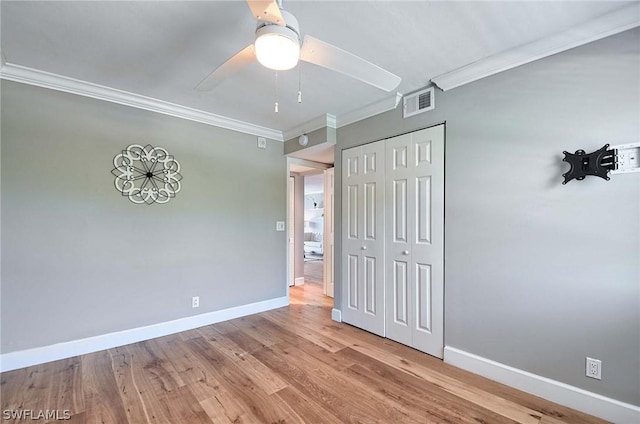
403 87 435 118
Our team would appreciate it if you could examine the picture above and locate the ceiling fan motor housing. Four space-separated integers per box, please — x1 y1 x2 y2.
255 9 300 39
254 23 300 47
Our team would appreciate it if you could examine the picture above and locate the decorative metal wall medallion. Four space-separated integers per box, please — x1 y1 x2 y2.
112 144 183 204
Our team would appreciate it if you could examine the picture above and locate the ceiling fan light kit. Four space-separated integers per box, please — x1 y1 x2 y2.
254 10 301 71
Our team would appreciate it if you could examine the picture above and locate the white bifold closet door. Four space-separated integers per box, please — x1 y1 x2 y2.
341 141 386 337
385 125 445 358
341 124 444 357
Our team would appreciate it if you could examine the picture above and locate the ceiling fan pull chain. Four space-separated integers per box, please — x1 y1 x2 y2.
274 71 279 113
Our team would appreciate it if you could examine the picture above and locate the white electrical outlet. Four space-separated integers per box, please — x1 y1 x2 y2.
586 357 602 380
192 296 200 308
276 221 285 231
257 137 267 149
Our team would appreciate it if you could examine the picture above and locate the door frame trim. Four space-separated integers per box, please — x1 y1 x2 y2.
286 156 334 299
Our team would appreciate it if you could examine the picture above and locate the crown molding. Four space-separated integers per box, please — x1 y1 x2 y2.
282 91 403 140
431 3 640 91
0 62 284 141
335 92 403 128
0 59 402 143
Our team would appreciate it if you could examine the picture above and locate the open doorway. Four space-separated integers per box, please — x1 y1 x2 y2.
287 152 334 301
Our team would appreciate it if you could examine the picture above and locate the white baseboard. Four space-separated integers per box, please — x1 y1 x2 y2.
444 346 640 424
294 277 305 286
0 296 289 373
331 308 342 322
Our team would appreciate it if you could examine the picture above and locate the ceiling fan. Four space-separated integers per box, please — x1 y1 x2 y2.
195 0 401 93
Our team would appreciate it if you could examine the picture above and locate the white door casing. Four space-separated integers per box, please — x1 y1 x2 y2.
385 125 445 358
324 168 335 298
289 176 295 287
341 142 386 336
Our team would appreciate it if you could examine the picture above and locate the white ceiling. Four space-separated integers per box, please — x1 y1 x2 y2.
1 1 636 139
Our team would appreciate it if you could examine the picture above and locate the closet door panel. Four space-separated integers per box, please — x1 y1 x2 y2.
384 126 444 358
341 141 385 337
385 134 414 346
410 126 445 358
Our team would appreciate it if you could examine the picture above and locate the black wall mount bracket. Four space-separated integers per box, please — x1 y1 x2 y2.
562 142 639 184
562 144 616 184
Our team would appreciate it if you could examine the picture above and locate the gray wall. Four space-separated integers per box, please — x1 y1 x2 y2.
335 29 640 405
1 81 286 353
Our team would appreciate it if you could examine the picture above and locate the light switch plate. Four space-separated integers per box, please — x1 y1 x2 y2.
276 221 285 231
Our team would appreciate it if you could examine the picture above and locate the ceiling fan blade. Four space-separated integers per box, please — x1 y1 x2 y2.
195 45 256 91
300 35 401 92
246 0 286 26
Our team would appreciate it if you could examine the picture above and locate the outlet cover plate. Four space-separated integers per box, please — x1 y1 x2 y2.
586 357 602 380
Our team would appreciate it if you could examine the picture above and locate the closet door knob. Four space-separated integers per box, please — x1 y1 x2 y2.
361 246 367 251
402 250 409 255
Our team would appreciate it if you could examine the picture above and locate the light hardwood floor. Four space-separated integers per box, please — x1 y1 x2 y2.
1 284 608 423
304 259 323 285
